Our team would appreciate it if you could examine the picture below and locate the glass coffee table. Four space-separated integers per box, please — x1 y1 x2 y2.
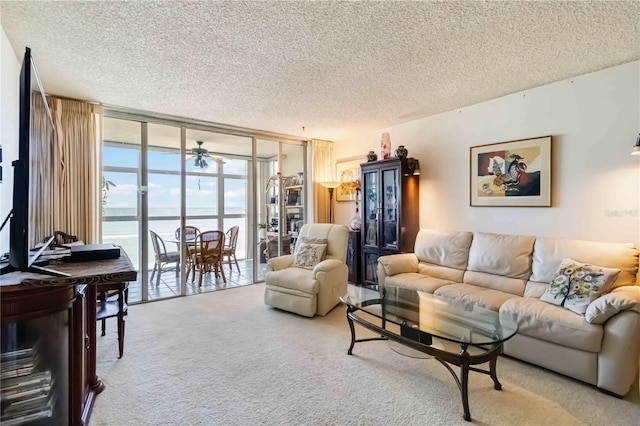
340 285 518 422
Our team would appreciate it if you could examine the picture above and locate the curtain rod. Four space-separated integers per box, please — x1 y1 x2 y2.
45 92 102 105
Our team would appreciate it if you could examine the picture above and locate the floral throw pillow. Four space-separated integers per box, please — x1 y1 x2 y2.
539 258 621 315
297 237 328 260
292 243 327 270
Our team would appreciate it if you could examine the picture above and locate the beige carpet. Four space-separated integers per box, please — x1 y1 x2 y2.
92 283 639 425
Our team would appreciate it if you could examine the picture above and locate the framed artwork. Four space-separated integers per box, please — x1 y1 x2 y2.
470 135 552 207
336 158 362 201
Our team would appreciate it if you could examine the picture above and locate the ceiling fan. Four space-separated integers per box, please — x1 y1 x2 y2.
186 141 225 168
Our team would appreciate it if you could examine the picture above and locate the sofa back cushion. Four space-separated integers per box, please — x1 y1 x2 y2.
464 232 536 295
414 229 473 269
526 237 639 297
414 229 473 282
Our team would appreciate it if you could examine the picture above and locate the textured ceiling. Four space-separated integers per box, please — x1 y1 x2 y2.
2 1 639 141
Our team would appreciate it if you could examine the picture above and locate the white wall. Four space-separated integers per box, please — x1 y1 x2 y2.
334 61 640 246
0 25 20 255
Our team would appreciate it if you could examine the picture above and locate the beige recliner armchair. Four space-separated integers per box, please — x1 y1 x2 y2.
264 223 349 317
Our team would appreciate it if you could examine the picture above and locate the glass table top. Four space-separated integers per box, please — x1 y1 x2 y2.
340 285 518 347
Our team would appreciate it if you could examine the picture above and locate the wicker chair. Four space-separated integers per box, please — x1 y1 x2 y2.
222 226 240 273
190 230 226 287
149 230 180 286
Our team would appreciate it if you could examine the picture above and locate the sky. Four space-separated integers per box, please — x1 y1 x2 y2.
103 145 247 216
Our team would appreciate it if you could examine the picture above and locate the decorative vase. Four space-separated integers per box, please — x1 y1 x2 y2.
350 214 362 231
381 132 391 160
297 172 304 186
366 151 377 162
350 190 362 231
394 145 408 159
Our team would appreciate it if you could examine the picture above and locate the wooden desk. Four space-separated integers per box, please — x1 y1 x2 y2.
0 253 137 426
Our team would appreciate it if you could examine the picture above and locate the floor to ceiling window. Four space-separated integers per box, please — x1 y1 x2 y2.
102 111 307 303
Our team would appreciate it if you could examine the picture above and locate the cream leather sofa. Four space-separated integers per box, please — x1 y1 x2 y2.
377 229 640 396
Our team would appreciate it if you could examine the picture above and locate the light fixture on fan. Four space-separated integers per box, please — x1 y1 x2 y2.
194 156 208 168
187 140 225 168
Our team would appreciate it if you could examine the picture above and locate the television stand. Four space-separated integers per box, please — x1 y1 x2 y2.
0 235 69 276
0 262 70 277
1 253 137 425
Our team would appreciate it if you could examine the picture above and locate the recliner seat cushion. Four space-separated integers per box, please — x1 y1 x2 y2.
265 268 318 294
500 297 603 352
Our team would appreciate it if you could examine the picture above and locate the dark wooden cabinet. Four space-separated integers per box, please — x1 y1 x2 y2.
1 284 79 425
360 158 419 286
1 255 136 426
347 230 362 285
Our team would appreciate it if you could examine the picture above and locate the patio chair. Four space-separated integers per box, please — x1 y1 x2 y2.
176 226 200 277
190 230 226 287
223 225 240 273
175 225 200 241
149 230 180 286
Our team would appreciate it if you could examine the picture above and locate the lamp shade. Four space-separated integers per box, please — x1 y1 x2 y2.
632 133 640 156
320 181 342 189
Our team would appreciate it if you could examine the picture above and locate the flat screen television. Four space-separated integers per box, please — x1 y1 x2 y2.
0 47 66 276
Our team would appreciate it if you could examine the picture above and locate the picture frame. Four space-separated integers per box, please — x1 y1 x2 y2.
470 135 552 207
336 158 362 202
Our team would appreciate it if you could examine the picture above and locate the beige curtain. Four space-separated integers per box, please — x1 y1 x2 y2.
311 139 334 223
50 97 103 244
29 94 55 247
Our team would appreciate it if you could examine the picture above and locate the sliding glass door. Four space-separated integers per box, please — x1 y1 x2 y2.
102 117 144 302
102 112 306 303
184 129 253 290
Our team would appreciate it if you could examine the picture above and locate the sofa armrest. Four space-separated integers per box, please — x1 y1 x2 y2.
313 258 343 275
585 286 640 324
597 310 640 395
267 255 294 272
378 253 419 276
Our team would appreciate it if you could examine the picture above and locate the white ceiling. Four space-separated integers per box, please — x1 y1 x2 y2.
2 1 639 141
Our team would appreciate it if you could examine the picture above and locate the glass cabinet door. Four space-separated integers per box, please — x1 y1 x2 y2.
381 168 399 249
363 170 378 247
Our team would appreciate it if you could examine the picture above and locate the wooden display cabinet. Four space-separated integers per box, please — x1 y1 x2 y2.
360 158 419 286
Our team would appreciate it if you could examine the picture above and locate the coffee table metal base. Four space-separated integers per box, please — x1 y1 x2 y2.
346 305 503 422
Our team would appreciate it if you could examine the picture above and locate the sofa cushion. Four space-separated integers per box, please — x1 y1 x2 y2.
539 258 621 315
385 273 455 294
500 297 603 352
418 263 464 282
467 232 535 280
265 268 318 294
462 270 526 296
433 283 520 311
529 237 639 291
414 229 473 270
